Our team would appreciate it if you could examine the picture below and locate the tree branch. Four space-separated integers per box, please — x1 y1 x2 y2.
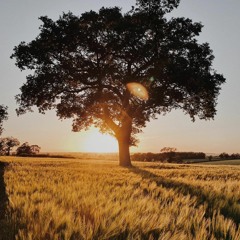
101 105 120 134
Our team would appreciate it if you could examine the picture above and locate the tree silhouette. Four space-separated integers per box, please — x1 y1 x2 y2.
0 137 20 156
160 147 177 153
11 0 225 166
0 105 8 135
16 142 41 156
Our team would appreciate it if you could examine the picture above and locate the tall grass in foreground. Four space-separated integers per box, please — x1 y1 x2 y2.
1 157 240 239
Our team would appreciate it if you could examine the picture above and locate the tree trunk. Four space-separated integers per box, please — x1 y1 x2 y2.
118 139 131 167
117 120 132 167
6 147 10 156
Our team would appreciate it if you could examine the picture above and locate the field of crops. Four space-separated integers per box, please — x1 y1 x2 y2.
201 159 240 166
0 156 240 240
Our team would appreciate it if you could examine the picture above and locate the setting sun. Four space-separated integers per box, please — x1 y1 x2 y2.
82 128 118 152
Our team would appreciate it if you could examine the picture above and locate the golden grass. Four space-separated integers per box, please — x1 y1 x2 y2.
1 156 240 240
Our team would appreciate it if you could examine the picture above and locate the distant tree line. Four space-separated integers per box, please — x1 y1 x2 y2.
131 151 206 163
218 152 240 160
0 105 41 157
0 137 40 156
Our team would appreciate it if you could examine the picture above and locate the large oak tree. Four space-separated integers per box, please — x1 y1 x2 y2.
11 0 225 166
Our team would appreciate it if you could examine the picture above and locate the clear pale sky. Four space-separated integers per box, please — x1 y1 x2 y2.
0 0 240 153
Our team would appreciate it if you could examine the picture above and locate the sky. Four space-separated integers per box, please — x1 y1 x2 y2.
0 0 240 154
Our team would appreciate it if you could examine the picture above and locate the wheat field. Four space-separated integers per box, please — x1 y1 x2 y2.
0 156 240 240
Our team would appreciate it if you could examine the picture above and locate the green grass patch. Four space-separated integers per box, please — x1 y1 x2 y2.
200 159 240 166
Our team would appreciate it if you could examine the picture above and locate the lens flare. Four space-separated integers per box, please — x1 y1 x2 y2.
149 76 155 82
126 82 149 100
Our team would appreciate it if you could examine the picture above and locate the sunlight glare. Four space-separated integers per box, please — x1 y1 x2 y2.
83 128 118 152
126 82 149 100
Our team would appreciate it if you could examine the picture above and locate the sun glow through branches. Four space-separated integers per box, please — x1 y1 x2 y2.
83 128 118 153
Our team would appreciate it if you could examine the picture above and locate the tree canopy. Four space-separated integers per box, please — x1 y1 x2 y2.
16 142 41 156
0 137 20 156
0 105 8 135
11 0 225 166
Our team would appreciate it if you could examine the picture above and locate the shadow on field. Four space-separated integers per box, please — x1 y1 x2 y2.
0 162 13 240
130 166 240 226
